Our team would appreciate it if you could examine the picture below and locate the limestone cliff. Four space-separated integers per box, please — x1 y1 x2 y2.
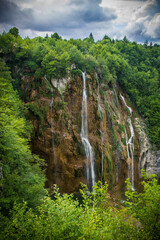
135 118 160 179
20 70 158 193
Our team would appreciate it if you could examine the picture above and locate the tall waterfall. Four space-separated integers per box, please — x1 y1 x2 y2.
120 94 135 190
81 72 95 190
97 82 103 120
96 74 104 181
100 130 104 182
113 85 121 120
113 85 121 183
50 88 54 150
44 76 55 157
23 80 30 102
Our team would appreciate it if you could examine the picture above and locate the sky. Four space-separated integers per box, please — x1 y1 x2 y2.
0 0 160 43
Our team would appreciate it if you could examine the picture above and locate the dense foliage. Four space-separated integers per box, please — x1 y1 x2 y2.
0 29 160 146
0 178 160 240
125 171 160 240
0 60 46 216
0 28 160 239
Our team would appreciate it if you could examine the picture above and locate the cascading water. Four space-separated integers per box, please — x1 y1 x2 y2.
96 73 104 181
113 85 121 183
24 80 30 102
113 85 119 108
113 85 121 120
50 88 54 150
44 75 55 158
81 72 95 190
100 130 104 182
97 82 103 120
120 94 135 190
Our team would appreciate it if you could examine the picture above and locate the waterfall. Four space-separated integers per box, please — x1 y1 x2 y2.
113 85 121 120
96 74 104 181
23 80 30 102
44 75 55 157
97 83 103 120
81 72 95 190
113 85 121 182
50 88 54 150
100 130 104 182
120 94 135 190
113 85 119 108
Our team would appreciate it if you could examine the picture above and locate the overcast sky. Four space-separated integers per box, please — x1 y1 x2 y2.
0 0 160 43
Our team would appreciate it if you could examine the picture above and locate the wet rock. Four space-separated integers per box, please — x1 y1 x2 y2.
135 118 160 180
22 72 144 193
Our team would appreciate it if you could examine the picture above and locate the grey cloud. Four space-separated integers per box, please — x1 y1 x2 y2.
0 0 116 32
126 0 160 41
126 20 148 42
68 0 116 22
0 0 21 23
137 0 160 20
122 0 147 1
0 0 34 27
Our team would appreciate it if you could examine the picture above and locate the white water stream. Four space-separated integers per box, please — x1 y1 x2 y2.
96 74 104 181
120 94 135 190
81 72 95 189
44 75 55 154
100 130 104 182
97 83 103 120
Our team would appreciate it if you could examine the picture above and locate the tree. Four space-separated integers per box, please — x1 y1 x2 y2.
45 33 49 39
123 36 129 43
103 35 111 42
0 182 139 240
9 27 19 38
51 32 61 40
125 171 160 240
0 60 46 216
89 32 94 43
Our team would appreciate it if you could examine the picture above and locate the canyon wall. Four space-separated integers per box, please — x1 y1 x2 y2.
21 70 159 193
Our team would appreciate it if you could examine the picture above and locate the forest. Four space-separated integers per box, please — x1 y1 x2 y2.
0 28 160 239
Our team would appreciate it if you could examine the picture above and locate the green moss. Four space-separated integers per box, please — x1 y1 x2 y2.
108 174 113 189
104 145 113 173
23 72 34 76
71 69 82 78
112 114 116 120
27 102 48 125
76 142 84 155
122 137 126 146
39 89 52 97
118 124 125 134
64 112 70 120
99 89 106 97
55 100 66 110
115 121 118 126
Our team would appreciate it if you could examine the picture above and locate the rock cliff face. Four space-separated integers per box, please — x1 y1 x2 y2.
135 118 160 180
21 71 158 193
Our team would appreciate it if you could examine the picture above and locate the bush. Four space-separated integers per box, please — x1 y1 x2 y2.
0 182 139 240
125 171 160 240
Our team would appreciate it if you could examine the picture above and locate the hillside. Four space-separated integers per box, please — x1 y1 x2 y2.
0 28 160 239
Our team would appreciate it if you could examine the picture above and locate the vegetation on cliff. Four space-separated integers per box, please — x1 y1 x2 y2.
0 60 46 216
0 29 160 146
0 176 160 240
0 28 160 239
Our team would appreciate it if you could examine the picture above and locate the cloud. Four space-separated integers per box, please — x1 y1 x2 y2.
0 0 34 28
68 0 116 22
1 0 159 42
0 0 116 33
125 0 160 41
145 14 160 39
32 0 116 32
